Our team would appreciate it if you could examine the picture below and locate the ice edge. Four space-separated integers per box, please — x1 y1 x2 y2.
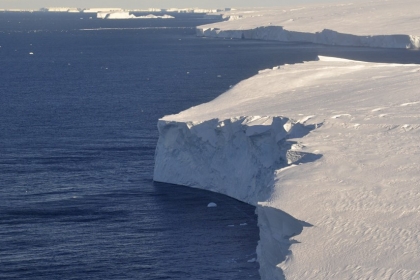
196 26 420 49
153 116 322 279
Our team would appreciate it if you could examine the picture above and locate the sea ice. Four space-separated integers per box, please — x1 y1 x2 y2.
207 202 217 207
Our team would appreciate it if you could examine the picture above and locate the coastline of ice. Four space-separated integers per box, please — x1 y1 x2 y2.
154 56 420 279
197 0 420 49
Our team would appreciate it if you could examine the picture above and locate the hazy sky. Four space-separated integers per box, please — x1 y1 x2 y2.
0 0 344 9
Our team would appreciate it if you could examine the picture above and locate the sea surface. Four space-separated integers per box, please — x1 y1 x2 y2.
1 11 420 280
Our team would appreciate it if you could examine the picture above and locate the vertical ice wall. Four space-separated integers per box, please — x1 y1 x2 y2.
153 116 319 278
154 116 318 204
197 26 420 49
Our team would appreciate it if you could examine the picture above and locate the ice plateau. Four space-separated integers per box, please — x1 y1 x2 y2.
154 1 420 279
154 56 420 279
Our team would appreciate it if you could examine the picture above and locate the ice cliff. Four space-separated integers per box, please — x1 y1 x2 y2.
197 27 420 49
154 116 317 280
197 0 420 49
154 116 319 205
153 55 420 279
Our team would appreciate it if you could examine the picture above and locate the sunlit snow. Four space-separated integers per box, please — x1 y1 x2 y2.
197 0 420 49
154 1 420 279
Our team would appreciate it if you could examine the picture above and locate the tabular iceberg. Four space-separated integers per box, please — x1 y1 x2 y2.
97 12 174 19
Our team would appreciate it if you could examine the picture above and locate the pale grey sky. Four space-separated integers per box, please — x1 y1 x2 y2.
0 0 344 9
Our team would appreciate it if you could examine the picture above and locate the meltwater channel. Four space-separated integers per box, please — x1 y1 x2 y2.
1 11 420 280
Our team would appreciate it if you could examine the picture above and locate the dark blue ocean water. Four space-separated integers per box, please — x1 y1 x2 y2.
1 11 420 280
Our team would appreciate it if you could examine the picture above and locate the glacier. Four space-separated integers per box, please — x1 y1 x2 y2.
153 0 420 279
154 56 420 279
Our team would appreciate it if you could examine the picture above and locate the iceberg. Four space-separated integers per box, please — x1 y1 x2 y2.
154 56 420 279
97 12 174 19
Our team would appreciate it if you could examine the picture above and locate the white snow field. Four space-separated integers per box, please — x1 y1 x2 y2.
197 0 420 49
154 1 420 279
154 56 420 279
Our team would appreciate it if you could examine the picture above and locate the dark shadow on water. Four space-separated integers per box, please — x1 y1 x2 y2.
152 182 261 279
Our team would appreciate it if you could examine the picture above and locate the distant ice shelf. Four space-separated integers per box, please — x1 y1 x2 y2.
196 0 420 49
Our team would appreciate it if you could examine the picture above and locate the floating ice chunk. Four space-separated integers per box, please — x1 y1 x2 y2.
227 224 235 227
207 202 217 207
247 258 257 263
29 52 34 55
240 223 248 226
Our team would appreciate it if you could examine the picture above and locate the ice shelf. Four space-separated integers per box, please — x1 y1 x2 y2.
154 54 420 279
197 0 420 49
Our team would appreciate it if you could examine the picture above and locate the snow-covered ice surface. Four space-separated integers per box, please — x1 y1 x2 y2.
197 0 420 49
154 1 420 278
154 56 420 279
